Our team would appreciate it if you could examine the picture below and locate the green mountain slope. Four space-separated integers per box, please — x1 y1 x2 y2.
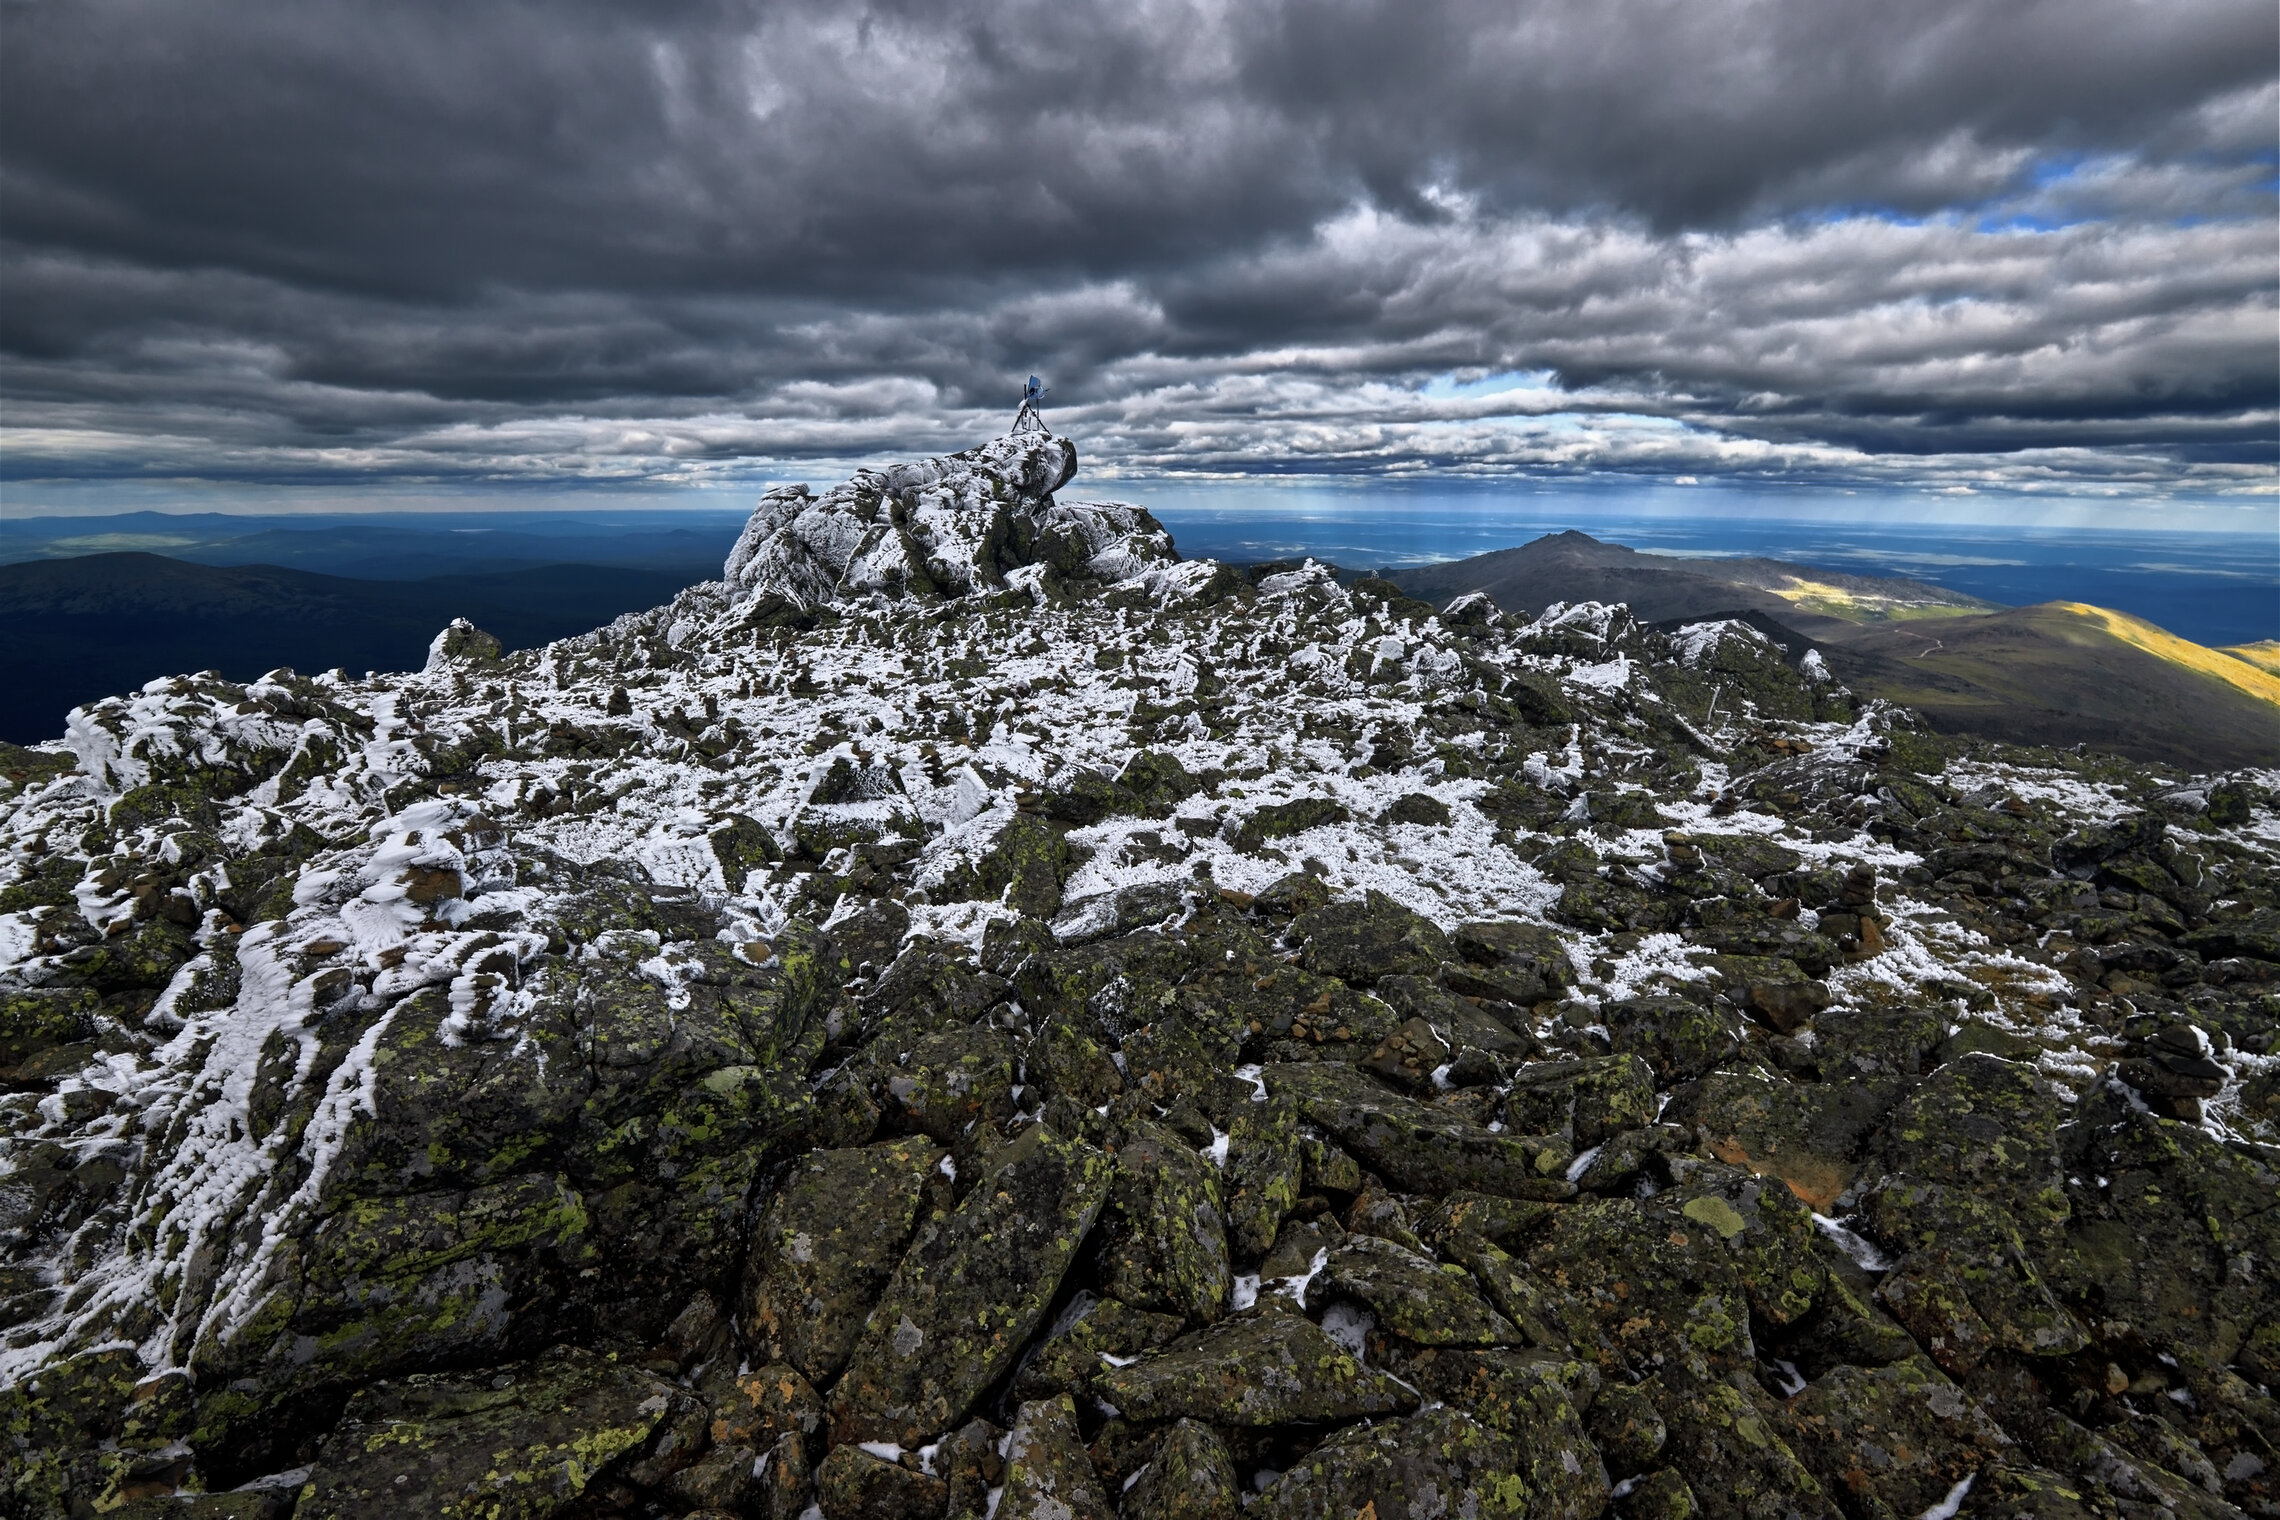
1390 529 1995 636
1827 601 2280 769
1390 532 2278 770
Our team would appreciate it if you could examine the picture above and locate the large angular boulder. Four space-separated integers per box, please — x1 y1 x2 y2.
296 1347 686 1520
996 1394 1115 1520
830 1124 1113 1446
1254 1406 1530 1520
1270 1061 1570 1199
1096 1305 1418 1426
743 1136 947 1385
1119 1418 1240 1520
1097 1118 1232 1325
1304 1234 1519 1346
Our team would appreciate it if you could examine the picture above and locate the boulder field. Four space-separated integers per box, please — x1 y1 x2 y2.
2 426 2276 1519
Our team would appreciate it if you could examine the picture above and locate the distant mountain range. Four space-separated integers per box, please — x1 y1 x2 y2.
1391 530 2280 770
0 509 741 581
0 553 701 742
6 525 2273 769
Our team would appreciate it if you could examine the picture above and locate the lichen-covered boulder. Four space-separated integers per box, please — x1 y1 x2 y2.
1402 1349 1611 1519
1118 1417 1240 1520
744 1137 947 1385
886 1025 1021 1153
1777 1356 2011 1520
1503 1054 1657 1148
1292 891 1451 984
1305 1234 1518 1346
1097 1118 1231 1324
996 1394 1115 1520
830 1124 1113 1446
1270 1061 1570 1199
1095 1304 1418 1427
1587 1380 1668 1479
1010 1294 1183 1402
1254 1405 1531 1520
1663 1068 1890 1212
296 1346 685 1520
815 1441 947 1520
1864 1054 2089 1373
1524 1166 1826 1380
1651 1378 1834 1520
1220 1095 1304 1260
1606 994 1740 1083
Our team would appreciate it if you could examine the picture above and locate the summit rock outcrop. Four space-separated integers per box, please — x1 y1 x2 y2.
723 428 1179 615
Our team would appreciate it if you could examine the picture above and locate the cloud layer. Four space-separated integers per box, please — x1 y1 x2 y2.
3 0 2274 504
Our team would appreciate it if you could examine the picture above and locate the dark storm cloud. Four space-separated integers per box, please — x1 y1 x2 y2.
2 0 2273 500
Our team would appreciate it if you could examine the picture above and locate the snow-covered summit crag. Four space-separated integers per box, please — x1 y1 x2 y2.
3 424 2278 1516
722 425 1179 613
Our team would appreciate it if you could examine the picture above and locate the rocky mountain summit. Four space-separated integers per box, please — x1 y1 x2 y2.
3 425 2277 1520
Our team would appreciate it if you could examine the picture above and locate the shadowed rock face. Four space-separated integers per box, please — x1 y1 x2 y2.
3 429 2277 1519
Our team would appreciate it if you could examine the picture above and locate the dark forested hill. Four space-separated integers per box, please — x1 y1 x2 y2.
0 552 699 741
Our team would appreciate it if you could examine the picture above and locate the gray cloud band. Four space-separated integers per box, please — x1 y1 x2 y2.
2 0 2273 497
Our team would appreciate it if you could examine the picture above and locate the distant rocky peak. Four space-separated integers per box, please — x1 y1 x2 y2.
722 424 1176 612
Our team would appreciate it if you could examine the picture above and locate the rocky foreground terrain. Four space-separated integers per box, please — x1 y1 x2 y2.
3 424 2276 1520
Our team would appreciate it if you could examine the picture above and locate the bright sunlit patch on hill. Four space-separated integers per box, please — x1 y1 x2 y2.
2221 640 2280 678
2054 603 2280 710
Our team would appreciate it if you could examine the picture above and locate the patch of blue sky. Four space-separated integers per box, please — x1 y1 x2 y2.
1974 209 2105 233
2028 152 2097 189
1802 203 1930 229
1419 370 1562 401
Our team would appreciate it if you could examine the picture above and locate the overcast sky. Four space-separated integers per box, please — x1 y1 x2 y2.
3 0 2275 517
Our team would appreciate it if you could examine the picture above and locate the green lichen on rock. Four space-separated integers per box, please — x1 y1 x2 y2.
1294 890 1450 984
995 1394 1115 1520
1307 1234 1518 1346
295 1347 681 1520
1272 1060 1569 1199
1096 1304 1417 1427
1777 1355 2010 1520
744 1136 946 1385
1255 1405 1530 1520
1220 1095 1304 1259
1401 1350 1610 1520
1097 1117 1231 1324
1120 1417 1239 1520
829 1123 1112 1446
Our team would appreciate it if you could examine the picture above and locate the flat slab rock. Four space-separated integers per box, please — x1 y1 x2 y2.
297 1346 681 1520
1268 1060 1571 1199
1096 1303 1418 1427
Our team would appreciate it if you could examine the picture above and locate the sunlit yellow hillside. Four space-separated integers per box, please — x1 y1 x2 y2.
2052 603 2280 711
2223 640 2280 679
1767 574 1984 624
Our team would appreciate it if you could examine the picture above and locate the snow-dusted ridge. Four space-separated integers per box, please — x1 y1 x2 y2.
2 422 2276 1511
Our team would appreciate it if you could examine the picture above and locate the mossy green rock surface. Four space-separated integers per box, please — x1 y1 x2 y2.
744 1136 946 1384
1254 1406 1530 1520
830 1124 1112 1446
297 1347 681 1520
1096 1306 1417 1427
